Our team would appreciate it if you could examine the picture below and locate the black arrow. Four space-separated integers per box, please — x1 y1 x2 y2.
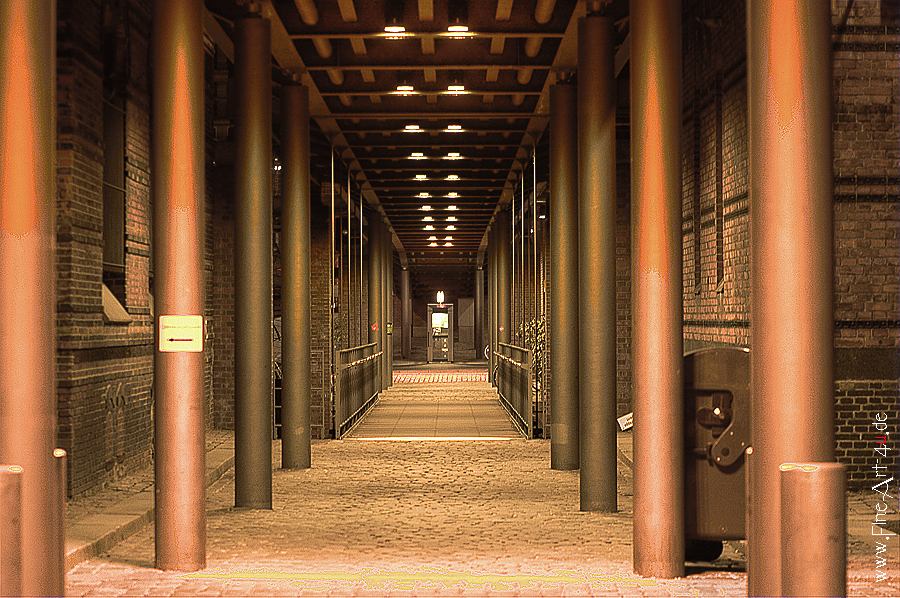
168 338 193 342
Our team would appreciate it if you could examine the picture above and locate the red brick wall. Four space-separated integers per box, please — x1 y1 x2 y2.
56 0 156 497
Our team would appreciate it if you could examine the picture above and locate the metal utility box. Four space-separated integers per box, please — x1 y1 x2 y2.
684 347 750 544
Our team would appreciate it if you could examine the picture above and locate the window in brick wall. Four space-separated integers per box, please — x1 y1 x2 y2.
102 0 128 309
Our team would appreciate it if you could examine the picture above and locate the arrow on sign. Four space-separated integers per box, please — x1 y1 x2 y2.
168 338 193 342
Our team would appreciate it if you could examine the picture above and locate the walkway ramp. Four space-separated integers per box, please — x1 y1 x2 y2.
346 372 521 439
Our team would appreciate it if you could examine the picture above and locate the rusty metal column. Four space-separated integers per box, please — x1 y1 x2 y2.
234 12 273 510
381 220 391 388
631 0 684 577
152 0 207 569
401 268 411 359
496 210 511 346
0 465 23 596
747 2 835 595
474 267 484 360
0 1 61 594
385 223 393 383
281 80 311 470
550 79 579 471
368 213 383 390
488 227 497 377
577 11 617 512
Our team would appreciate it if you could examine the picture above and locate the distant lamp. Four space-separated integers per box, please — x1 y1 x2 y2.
436 291 445 304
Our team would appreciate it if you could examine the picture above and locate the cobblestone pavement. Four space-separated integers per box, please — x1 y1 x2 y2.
65 383 898 597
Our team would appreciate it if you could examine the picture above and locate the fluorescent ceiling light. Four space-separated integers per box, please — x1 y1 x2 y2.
423 216 433 221
425 225 434 230
447 205 458 210
444 242 453 247
446 125 462 131
447 216 457 221
447 192 459 197
446 225 456 231
429 242 438 247
410 152 425 159
415 174 427 180
446 174 459 180
420 205 432 210
418 192 431 198
404 124 420 131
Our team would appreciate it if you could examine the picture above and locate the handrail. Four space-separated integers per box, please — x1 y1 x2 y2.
494 342 533 438
334 342 382 439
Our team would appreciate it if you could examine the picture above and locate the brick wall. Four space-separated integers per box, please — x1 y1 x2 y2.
57 0 156 497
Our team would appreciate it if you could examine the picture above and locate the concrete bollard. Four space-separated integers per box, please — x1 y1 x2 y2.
780 462 847 597
1 465 23 597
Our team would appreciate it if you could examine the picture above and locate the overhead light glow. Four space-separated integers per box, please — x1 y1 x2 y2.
423 216 433 221
447 205 458 210
445 152 461 160
446 225 456 231
447 85 465 94
429 242 438 247
404 124 421 131
444 242 453 247
447 216 457 221
428 236 438 241
418 192 431 198
420 205 432 210
425 225 434 230
415 174 427 180
384 25 406 33
410 152 425 159
446 174 459 180
444 236 453 241
448 25 469 33
446 125 462 131
447 192 459 197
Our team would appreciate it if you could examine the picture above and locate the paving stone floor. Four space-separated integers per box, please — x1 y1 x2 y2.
66 375 898 597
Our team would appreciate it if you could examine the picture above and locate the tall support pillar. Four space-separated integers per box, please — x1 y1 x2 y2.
488 227 497 377
577 11 617 512
747 2 835 595
152 0 207 570
368 214 383 390
496 210 511 346
401 268 411 359
631 0 684 577
381 220 391 388
550 79 579 471
281 80 311 470
234 12 273 510
386 224 394 382
474 267 484 359
0 0 61 592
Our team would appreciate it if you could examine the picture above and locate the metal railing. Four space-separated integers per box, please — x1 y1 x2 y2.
494 342 533 438
333 342 382 439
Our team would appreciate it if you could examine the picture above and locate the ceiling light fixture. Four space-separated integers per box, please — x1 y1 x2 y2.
446 125 462 132
445 152 461 160
417 192 431 198
447 84 465 94
446 174 459 180
429 242 438 247
447 205 458 210
444 236 453 241
404 124 421 131
447 216 457 221
428 236 437 241
447 192 459 197
415 174 427 180
446 225 456 231
444 242 453 247
423 216 433 221
410 152 425 159
425 225 435 230
420 205 432 211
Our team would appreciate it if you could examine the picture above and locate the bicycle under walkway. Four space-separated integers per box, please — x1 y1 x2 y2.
64 366 897 597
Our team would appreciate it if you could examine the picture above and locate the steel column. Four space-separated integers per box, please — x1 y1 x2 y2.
474 267 484 359
630 0 684 577
489 227 497 377
550 80 580 471
234 13 273 510
496 210 511 346
781 463 846 596
381 220 391 388
152 0 207 567
747 2 835 595
401 268 411 359
281 81 311 470
0 465 23 596
577 12 617 512
0 1 61 593
368 213 383 390
385 222 393 383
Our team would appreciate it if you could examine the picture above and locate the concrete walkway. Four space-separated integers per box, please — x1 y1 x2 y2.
64 375 898 596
